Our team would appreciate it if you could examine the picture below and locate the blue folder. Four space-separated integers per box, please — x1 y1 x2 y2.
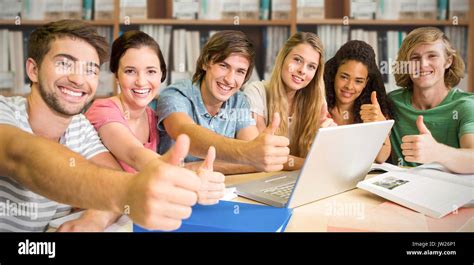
134 200 292 232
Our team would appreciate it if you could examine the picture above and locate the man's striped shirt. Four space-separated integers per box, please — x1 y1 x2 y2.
0 96 108 232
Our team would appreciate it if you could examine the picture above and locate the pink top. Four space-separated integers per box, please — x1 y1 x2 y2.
85 98 158 173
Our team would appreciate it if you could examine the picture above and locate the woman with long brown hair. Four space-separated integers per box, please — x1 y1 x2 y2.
244 32 335 170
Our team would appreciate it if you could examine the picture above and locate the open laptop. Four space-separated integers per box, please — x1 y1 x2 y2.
234 120 394 208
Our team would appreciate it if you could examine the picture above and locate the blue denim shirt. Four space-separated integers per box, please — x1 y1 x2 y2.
156 79 256 162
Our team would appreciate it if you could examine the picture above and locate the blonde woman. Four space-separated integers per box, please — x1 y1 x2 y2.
244 32 336 170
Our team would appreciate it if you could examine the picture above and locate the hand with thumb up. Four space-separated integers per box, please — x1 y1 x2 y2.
319 101 338 128
400 115 441 164
245 112 290 172
360 91 386 123
196 146 226 205
125 134 201 231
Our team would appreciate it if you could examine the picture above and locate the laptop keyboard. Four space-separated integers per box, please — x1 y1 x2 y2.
261 181 295 199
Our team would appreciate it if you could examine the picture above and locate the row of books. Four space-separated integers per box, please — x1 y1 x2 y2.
0 0 287 21
140 25 265 86
350 28 408 92
1 0 469 22
136 24 453 93
175 0 470 21
317 25 398 87
139 25 172 77
263 26 291 79
445 26 468 68
0 24 469 95
0 0 147 21
0 29 26 93
136 24 468 92
352 0 469 20
140 25 227 85
0 26 114 96
317 25 468 91
95 26 115 97
139 25 202 85
174 0 293 21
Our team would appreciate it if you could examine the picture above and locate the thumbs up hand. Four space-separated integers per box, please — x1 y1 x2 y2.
263 112 281 135
125 134 202 230
415 114 431 135
247 113 290 172
319 101 338 128
360 91 386 123
401 115 441 164
196 146 225 205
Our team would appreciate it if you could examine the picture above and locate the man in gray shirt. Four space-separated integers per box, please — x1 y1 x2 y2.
0 20 201 232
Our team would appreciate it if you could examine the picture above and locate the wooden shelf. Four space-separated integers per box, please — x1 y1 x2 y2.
0 0 472 92
297 19 470 26
87 20 116 26
13 18 467 27
0 19 114 26
122 18 292 26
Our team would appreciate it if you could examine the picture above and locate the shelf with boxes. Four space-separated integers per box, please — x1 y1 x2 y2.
0 19 114 26
0 0 472 97
120 22 289 87
294 0 472 92
115 0 472 94
0 0 116 97
118 0 296 88
296 19 469 26
0 21 115 97
125 18 292 26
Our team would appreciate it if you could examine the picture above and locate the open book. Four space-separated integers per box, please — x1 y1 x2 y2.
358 163 474 218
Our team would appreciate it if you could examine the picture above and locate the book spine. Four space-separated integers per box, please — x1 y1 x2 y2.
83 0 93 20
260 0 270 20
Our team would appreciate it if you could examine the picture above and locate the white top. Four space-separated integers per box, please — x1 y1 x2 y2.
243 80 293 137
0 96 108 232
243 80 269 124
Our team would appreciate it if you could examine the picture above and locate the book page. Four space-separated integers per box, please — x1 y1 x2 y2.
369 162 408 173
409 164 474 187
358 172 473 218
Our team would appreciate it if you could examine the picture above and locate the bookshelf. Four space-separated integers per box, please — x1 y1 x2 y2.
0 0 472 96
294 0 472 92
130 0 472 92
0 19 114 26
126 18 292 26
297 19 469 26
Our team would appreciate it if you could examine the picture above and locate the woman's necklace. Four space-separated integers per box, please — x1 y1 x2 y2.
118 95 130 120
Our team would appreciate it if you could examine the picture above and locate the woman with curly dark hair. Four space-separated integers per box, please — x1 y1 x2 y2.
324 40 395 163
